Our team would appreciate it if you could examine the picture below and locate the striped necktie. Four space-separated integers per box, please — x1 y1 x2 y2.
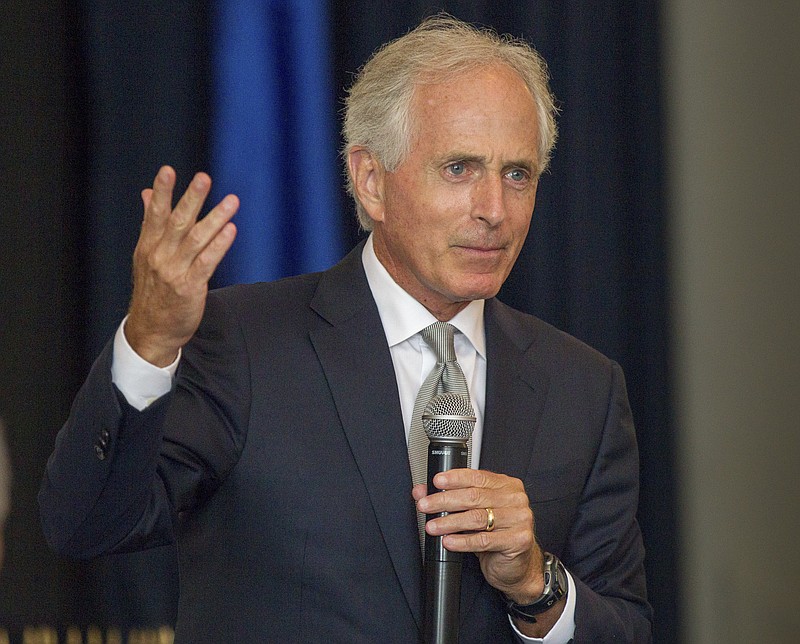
408 321 474 549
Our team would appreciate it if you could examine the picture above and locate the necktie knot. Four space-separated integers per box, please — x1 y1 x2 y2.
420 321 457 364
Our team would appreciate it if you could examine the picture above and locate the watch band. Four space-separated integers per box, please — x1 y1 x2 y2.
506 553 568 623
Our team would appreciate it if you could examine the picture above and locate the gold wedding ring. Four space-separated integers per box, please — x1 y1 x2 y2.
485 507 495 532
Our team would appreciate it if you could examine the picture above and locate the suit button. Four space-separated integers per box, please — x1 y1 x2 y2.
94 443 106 460
98 429 110 449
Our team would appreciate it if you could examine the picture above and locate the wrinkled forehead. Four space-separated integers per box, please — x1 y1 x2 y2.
407 64 540 162
415 66 535 111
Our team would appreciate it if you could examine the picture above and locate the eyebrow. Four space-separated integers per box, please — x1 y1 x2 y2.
436 153 538 174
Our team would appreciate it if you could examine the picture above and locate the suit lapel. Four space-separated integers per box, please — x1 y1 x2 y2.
308 244 423 631
461 298 552 618
480 299 551 478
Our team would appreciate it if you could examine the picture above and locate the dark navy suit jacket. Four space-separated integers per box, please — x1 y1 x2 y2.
40 243 651 642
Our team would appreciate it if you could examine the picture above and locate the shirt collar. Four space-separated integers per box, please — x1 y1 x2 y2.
361 234 486 357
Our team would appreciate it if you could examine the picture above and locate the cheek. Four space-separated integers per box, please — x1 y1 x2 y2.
507 194 536 230
513 209 534 238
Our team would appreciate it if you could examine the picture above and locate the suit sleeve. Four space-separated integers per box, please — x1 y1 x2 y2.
38 291 251 559
566 361 652 643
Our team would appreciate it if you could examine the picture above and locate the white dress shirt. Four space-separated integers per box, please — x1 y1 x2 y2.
360 235 487 468
111 235 575 642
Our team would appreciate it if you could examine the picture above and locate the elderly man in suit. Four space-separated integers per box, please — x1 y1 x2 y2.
40 15 651 643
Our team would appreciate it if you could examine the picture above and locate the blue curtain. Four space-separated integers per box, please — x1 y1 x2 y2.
210 0 344 285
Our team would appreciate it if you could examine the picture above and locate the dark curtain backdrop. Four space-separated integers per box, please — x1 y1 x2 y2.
0 1 677 642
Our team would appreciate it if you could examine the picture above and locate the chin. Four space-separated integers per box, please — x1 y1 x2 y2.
448 280 503 303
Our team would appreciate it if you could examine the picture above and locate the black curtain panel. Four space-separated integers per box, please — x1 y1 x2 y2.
0 0 88 636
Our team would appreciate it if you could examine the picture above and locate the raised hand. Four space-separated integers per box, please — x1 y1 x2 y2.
125 166 239 367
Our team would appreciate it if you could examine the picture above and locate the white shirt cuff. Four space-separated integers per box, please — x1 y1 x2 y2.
510 568 576 643
111 316 179 411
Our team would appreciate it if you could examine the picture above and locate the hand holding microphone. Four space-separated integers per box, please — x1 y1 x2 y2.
415 395 558 640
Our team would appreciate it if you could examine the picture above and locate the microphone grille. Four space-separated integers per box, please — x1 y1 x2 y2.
422 392 476 440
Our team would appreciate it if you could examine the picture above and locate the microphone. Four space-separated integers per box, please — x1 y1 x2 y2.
422 392 476 644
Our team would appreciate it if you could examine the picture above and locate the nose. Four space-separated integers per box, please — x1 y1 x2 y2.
471 175 506 226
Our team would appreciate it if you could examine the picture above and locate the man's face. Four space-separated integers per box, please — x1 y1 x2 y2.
370 63 541 319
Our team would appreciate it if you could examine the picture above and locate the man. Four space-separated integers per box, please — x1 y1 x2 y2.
40 15 651 642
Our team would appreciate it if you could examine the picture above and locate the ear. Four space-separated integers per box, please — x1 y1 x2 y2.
348 146 386 223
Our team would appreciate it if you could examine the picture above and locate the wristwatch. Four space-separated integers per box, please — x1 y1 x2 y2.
506 553 568 623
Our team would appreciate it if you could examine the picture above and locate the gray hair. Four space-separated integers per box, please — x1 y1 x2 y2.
343 14 558 231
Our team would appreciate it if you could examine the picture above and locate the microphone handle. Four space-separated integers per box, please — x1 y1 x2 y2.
424 439 469 644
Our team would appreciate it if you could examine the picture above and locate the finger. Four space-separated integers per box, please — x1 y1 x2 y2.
133 188 158 257
186 221 237 284
426 506 497 536
138 189 154 249
440 530 507 554
426 504 512 536
160 172 213 247
419 487 471 515
418 480 494 515
415 471 495 511
419 483 528 519
432 468 505 492
434 509 535 556
143 166 177 234
411 483 427 502
177 193 238 260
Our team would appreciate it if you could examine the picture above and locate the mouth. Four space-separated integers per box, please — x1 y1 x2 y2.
453 243 506 254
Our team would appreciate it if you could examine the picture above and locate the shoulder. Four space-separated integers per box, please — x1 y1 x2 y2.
210 272 322 313
487 298 615 374
204 242 369 328
195 274 325 351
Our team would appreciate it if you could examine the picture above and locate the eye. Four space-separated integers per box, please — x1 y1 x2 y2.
446 162 467 176
506 168 528 183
